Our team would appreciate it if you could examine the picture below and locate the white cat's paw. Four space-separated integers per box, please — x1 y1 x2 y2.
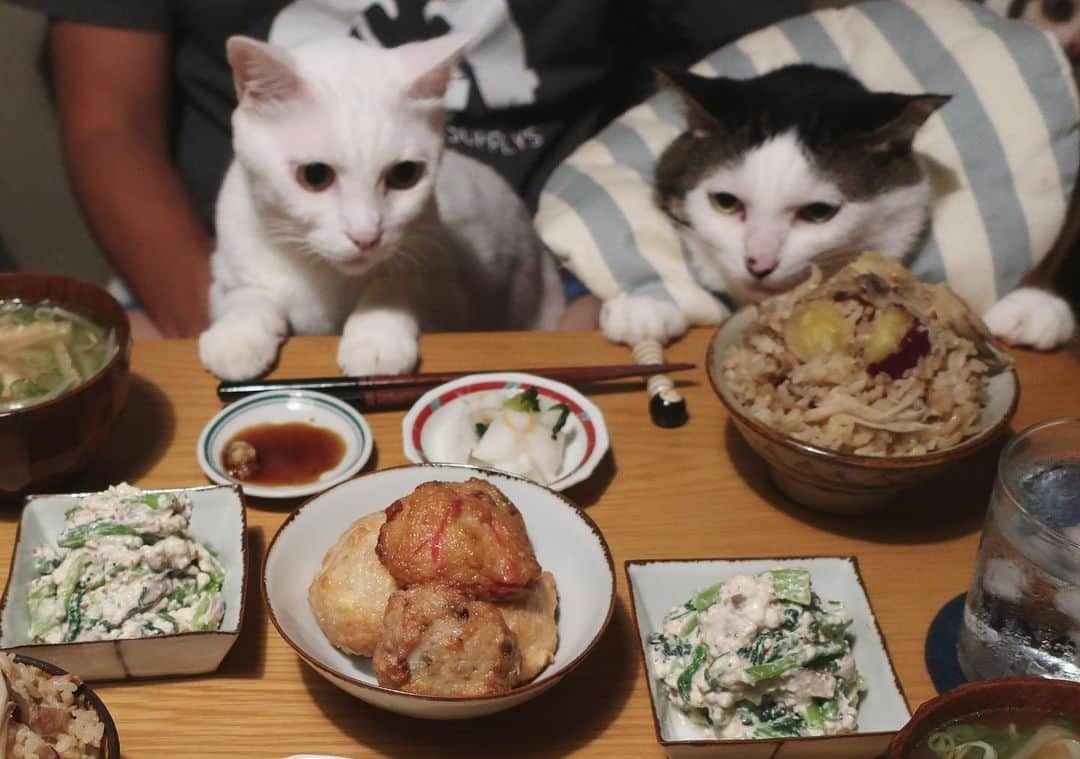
600 294 688 346
199 320 282 380
982 287 1075 351
337 330 418 376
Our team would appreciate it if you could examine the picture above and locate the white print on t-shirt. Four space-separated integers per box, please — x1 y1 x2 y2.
445 124 542 155
268 0 540 111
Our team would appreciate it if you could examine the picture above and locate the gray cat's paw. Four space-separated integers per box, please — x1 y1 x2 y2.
982 287 1075 351
600 294 688 346
337 331 418 376
199 320 282 380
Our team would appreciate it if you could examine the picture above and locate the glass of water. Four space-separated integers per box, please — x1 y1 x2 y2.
957 417 1080 682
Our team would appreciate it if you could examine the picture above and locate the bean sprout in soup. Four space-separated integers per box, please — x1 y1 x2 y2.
0 301 117 412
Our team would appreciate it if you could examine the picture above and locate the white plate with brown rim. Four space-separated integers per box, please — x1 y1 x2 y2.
0 484 247 681
263 464 616 719
626 556 911 759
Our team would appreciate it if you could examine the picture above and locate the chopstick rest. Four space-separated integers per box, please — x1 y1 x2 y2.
633 340 688 428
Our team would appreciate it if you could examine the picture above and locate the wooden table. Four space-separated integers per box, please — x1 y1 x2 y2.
2 328 1077 758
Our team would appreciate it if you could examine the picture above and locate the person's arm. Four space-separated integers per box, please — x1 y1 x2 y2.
50 20 213 337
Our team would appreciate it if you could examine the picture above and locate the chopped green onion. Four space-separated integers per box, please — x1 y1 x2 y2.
503 386 541 412
58 521 160 548
550 403 571 439
207 568 225 593
746 653 806 683
692 583 721 611
769 569 812 605
677 644 708 701
680 615 699 636
33 555 61 575
61 583 85 642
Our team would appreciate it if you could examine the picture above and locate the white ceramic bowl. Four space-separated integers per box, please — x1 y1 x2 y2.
0 484 248 681
263 464 616 719
626 556 911 759
197 389 374 499
401 372 610 491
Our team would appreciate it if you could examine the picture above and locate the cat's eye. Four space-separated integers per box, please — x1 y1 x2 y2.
386 161 425 191
797 202 841 223
296 162 336 192
709 192 743 215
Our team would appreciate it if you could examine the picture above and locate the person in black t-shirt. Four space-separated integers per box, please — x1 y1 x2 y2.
10 0 809 337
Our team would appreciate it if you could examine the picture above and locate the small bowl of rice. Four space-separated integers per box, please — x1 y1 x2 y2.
0 652 119 758
707 253 1019 514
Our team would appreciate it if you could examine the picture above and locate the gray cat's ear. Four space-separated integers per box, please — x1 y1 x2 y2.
399 34 470 102
656 68 723 137
860 93 951 152
226 36 304 106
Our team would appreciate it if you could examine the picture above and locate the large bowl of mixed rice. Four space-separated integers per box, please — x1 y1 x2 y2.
0 653 118 758
707 253 1018 514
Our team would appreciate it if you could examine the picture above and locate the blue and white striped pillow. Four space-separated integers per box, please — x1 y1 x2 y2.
536 0 1079 320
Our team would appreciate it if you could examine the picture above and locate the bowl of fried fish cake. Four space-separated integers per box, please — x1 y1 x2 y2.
263 465 615 719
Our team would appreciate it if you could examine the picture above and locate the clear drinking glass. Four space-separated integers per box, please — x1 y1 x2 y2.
957 417 1080 682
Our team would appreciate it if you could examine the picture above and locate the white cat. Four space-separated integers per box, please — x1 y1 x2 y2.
601 65 1075 351
199 34 564 381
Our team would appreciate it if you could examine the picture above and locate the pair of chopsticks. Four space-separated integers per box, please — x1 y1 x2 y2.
216 362 694 412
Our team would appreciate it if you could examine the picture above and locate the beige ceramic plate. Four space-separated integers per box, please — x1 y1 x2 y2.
626 556 911 759
263 464 616 719
0 484 247 681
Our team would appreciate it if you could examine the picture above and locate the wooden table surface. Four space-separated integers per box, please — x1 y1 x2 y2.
2 328 1077 758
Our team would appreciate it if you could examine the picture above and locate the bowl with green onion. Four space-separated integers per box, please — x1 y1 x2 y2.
0 273 131 497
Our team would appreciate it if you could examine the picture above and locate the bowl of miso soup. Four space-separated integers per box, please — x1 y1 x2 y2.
0 273 130 496
889 677 1080 758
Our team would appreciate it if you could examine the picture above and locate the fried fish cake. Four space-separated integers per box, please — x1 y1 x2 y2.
373 584 522 697
376 478 541 601
498 571 559 683
308 511 399 657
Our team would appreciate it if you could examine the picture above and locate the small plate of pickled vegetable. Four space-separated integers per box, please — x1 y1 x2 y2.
626 556 910 758
0 483 247 681
401 372 609 491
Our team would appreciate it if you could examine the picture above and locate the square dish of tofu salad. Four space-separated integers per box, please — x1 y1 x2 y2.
26 484 226 643
648 568 864 740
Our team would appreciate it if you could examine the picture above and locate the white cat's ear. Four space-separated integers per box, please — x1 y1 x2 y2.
226 36 304 107
396 34 470 102
656 69 721 137
861 93 950 152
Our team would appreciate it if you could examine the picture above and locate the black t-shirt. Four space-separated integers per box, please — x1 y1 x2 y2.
13 0 809 227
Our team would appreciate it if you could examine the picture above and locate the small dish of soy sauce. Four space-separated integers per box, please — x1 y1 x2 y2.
196 390 373 499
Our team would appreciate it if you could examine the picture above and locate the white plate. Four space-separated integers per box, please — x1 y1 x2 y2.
263 464 616 719
626 557 911 759
197 390 374 499
400 372 609 491
0 484 247 681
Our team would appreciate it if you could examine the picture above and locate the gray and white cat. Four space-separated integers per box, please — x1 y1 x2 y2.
199 34 564 381
601 65 1075 350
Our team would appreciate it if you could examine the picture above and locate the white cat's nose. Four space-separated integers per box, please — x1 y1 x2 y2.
746 257 778 279
348 228 382 251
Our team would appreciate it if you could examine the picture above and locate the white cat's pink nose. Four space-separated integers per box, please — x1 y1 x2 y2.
746 257 778 278
348 229 382 251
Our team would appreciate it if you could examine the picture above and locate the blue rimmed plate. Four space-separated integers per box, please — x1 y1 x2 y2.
197 390 374 499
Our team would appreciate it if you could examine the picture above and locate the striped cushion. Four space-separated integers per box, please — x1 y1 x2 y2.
536 0 1079 319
